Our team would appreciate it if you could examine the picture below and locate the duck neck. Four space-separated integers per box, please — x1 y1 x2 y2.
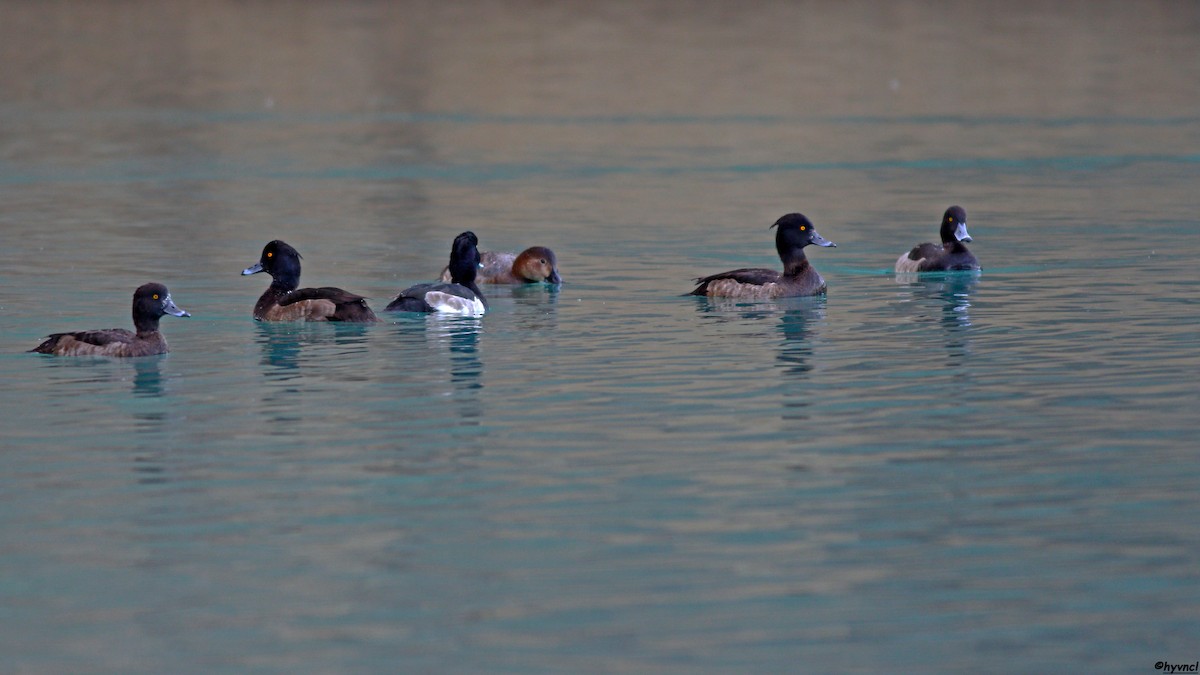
448 258 488 308
463 280 488 308
269 271 300 293
133 314 161 337
255 285 294 317
780 247 811 277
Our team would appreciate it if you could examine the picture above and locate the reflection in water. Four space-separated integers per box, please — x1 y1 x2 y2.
34 353 172 397
508 283 561 331
254 322 373 375
424 314 484 424
131 357 166 397
358 314 485 477
692 296 826 337
130 454 169 485
508 284 561 304
777 303 825 376
253 322 375 428
777 301 826 422
692 296 792 325
894 272 979 362
32 357 177 483
257 324 306 373
692 296 826 421
127 358 183 489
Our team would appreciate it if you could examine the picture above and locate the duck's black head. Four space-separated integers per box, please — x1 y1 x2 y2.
132 282 190 333
939 206 972 244
771 213 836 259
243 240 302 289
447 231 482 285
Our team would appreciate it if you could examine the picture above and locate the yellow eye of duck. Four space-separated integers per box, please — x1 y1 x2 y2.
267 252 273 258
800 225 806 231
153 294 159 300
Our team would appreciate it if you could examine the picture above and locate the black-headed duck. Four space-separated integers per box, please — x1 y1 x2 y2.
895 206 980 273
30 282 190 357
690 213 836 298
439 246 561 284
387 231 488 315
242 240 378 322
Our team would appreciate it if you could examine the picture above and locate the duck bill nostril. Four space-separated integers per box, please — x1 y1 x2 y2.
163 296 190 317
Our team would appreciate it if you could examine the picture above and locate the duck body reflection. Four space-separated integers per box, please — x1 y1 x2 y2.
894 272 980 362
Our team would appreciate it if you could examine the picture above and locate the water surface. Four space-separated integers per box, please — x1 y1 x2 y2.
2 2 1199 672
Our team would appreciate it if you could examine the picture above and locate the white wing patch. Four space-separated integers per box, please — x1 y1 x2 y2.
423 291 486 316
894 252 924 273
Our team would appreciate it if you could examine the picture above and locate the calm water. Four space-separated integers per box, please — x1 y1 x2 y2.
2 2 1199 672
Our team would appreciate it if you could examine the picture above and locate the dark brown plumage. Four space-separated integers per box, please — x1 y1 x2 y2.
690 213 836 298
30 283 190 357
895 206 980 273
242 240 378 322
387 231 488 315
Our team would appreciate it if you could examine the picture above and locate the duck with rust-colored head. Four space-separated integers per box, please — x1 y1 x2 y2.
895 206 980 273
387 231 488 316
31 282 190 357
689 213 836 298
440 246 561 285
242 240 378 322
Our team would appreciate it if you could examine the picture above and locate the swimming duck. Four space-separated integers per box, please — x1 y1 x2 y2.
689 213 836 298
242 240 378 322
30 282 190 357
895 206 980 273
439 246 561 284
387 231 488 315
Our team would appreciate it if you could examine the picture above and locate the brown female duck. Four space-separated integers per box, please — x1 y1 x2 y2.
31 282 190 357
440 246 561 284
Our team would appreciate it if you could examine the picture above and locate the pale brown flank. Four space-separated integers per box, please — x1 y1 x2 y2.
251 283 374 322
705 279 783 299
259 297 339 321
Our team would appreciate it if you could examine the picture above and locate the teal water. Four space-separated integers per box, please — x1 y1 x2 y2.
2 2 1200 672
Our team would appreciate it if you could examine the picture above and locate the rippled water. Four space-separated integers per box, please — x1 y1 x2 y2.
2 2 1199 672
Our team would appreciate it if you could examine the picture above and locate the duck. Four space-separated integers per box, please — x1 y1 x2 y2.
439 246 561 284
386 231 488 315
895 206 980 273
30 282 190 357
242 240 378 322
689 213 836 298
